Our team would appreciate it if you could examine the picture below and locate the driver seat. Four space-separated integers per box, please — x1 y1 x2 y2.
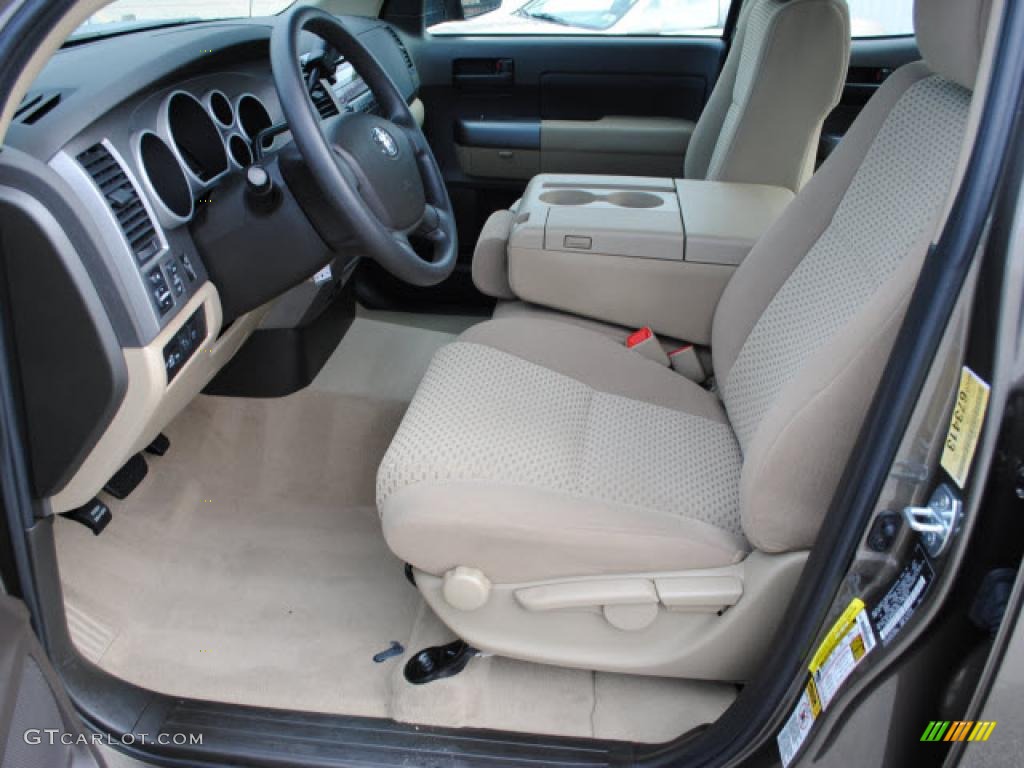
377 0 993 679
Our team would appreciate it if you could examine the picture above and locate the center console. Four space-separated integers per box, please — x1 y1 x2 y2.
483 174 794 344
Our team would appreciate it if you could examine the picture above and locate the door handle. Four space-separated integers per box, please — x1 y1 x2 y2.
453 58 514 89
453 72 514 87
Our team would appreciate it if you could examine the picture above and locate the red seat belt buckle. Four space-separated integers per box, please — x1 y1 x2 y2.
626 327 654 349
626 327 670 366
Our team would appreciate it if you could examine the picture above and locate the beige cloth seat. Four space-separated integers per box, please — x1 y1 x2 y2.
378 319 748 583
684 0 850 191
378 0 992 677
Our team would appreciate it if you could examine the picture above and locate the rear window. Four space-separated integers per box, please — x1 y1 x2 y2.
848 0 914 38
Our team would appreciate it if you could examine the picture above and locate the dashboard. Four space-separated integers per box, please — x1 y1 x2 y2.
0 14 421 512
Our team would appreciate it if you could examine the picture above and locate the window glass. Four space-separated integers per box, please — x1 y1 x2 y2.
429 0 734 37
846 0 914 38
71 1 294 42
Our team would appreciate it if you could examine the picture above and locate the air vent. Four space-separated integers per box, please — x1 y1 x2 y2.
385 27 415 71
14 91 62 125
311 85 339 119
77 143 160 264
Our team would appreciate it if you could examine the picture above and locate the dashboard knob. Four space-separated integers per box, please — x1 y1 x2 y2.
245 164 279 214
246 165 272 195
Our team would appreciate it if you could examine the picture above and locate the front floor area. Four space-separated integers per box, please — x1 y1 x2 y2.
54 309 736 743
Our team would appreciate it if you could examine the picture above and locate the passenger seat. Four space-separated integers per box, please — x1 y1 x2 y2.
379 0 991 679
472 0 851 327
686 0 851 192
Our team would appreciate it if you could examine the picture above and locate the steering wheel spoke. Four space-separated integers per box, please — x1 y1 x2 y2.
328 143 363 191
395 121 430 156
412 204 440 238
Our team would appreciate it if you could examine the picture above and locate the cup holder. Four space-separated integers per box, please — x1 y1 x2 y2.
539 190 598 206
539 189 666 209
604 191 664 209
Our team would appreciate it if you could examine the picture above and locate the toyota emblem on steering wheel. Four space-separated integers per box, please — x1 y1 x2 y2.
372 126 399 158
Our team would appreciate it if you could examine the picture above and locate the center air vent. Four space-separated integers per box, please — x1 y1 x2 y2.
311 85 339 119
77 143 160 264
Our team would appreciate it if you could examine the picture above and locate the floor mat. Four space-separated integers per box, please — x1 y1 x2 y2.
55 310 736 742
57 389 416 717
313 311 477 402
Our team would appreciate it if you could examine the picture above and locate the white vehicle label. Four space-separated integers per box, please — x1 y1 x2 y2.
778 599 878 767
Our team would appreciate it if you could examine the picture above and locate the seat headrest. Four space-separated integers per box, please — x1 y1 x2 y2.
915 0 994 90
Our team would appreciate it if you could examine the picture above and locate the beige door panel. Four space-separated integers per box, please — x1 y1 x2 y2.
454 118 695 181
454 144 540 181
540 117 695 177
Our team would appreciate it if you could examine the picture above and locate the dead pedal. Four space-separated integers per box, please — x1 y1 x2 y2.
59 498 112 536
403 640 478 685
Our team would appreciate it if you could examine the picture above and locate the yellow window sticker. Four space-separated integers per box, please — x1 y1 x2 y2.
808 598 877 712
941 367 991 489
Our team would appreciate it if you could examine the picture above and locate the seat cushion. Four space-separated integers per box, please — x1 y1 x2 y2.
377 318 748 583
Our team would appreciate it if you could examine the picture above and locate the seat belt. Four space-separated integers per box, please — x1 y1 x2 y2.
626 327 707 383
625 327 670 366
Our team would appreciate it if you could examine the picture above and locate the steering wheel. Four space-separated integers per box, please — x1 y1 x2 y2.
271 8 457 286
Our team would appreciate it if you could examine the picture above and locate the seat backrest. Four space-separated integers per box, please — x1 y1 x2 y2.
712 0 993 553
685 0 850 193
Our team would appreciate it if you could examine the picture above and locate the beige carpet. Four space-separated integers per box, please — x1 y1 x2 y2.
55 310 736 743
